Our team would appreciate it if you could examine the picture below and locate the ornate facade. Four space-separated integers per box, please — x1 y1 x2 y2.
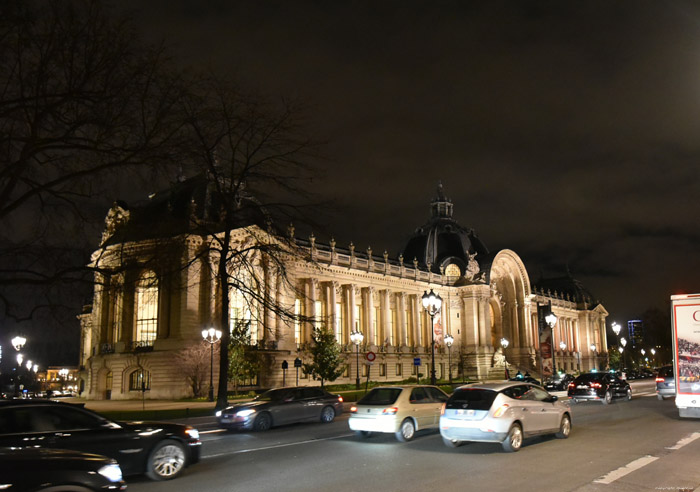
78 179 608 399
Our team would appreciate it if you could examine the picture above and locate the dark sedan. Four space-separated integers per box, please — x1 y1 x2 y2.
216 386 344 431
544 373 575 391
0 399 201 481
567 372 631 404
0 447 127 491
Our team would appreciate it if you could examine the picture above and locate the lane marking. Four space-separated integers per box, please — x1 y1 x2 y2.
593 455 658 484
666 432 700 450
204 433 354 459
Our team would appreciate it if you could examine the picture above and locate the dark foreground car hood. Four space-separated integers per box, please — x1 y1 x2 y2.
0 447 111 469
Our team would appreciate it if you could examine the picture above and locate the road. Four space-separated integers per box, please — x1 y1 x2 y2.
127 380 700 492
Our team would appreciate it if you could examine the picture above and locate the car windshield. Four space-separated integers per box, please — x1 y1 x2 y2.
446 388 497 410
357 388 402 405
255 389 292 402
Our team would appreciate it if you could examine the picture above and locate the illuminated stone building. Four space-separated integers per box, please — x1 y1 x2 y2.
78 178 608 399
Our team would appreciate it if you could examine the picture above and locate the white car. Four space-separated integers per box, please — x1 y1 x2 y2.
440 381 571 452
349 385 449 442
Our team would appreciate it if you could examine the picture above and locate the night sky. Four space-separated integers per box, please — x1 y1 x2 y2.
120 1 700 325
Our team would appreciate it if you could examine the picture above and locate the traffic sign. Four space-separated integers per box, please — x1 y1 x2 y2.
414 357 421 366
365 351 376 362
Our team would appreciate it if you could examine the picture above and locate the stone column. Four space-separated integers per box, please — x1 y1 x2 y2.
398 292 407 346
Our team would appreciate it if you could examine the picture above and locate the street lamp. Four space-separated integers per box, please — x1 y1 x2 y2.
559 341 567 374
444 333 454 384
202 327 222 402
545 311 558 375
422 289 443 386
590 343 597 371
611 322 621 337
16 353 23 366
350 330 364 389
500 338 509 379
11 336 26 352
650 347 656 365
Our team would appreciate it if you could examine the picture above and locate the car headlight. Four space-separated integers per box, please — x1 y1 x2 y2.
185 428 200 439
215 410 223 417
237 409 256 418
97 463 123 483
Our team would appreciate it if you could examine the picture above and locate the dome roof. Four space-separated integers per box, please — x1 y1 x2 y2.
402 183 488 275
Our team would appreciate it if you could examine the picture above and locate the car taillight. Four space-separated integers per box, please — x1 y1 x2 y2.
493 404 510 418
591 382 602 389
350 405 357 413
440 402 446 416
382 407 398 415
655 377 664 383
568 383 575 389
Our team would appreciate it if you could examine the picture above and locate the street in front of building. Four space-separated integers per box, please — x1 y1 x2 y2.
124 381 700 492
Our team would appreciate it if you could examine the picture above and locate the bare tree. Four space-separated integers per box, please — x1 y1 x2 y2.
0 1 188 326
174 341 219 398
181 80 321 409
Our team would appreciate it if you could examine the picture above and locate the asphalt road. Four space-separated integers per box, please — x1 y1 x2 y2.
126 380 700 492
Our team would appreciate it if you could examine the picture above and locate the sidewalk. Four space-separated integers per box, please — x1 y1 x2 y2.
66 397 217 413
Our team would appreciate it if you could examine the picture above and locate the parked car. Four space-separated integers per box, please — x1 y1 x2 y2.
348 385 449 441
0 399 201 480
567 372 631 404
216 386 344 431
440 381 571 452
0 447 127 491
656 365 675 400
544 373 575 391
509 372 541 385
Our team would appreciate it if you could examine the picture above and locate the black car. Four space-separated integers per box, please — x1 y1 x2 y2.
0 447 127 491
567 372 631 404
544 373 575 391
216 386 344 431
509 373 541 386
0 399 201 480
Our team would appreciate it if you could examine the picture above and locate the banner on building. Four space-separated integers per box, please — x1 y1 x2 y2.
433 312 444 347
538 304 553 378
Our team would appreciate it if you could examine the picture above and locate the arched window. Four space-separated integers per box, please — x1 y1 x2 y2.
129 369 151 391
135 270 158 346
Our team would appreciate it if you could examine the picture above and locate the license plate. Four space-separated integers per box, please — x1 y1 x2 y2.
456 409 475 416
577 385 588 389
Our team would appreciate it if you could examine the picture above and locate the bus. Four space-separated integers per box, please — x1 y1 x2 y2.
671 293 700 418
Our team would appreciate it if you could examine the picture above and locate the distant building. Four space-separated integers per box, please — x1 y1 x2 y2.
78 178 608 400
627 319 644 348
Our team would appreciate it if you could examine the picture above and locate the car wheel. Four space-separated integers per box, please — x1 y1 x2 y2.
146 440 187 481
626 388 632 401
555 414 571 439
502 423 523 452
320 406 336 423
603 390 612 405
253 412 272 431
442 436 464 448
395 418 416 442
354 430 372 438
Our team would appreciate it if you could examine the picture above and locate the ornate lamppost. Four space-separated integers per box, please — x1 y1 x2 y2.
620 337 627 371
559 341 567 374
500 337 509 379
202 327 222 402
422 289 443 386
350 330 364 389
444 333 454 384
590 343 597 371
545 311 558 377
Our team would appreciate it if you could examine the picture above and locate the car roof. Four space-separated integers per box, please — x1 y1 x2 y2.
453 381 541 392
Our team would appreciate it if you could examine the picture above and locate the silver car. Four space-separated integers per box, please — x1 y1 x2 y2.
349 385 449 441
655 365 675 400
439 381 571 452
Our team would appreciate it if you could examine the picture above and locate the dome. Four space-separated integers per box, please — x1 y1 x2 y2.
402 183 488 275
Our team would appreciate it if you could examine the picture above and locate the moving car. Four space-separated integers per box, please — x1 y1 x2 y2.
440 381 571 452
567 372 631 404
509 372 541 385
348 385 449 442
216 386 344 431
655 365 675 400
0 399 201 481
544 373 574 391
0 447 127 491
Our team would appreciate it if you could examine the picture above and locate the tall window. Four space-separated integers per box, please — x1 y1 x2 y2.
389 308 396 345
314 300 323 330
373 307 379 345
111 274 124 343
135 271 158 346
230 285 257 342
294 298 302 344
355 304 362 332
335 302 343 341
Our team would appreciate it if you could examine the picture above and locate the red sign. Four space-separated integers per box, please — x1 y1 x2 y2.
365 351 376 362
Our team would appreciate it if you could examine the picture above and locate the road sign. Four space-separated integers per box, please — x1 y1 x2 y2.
281 360 288 370
414 357 421 366
365 351 376 362
294 357 302 368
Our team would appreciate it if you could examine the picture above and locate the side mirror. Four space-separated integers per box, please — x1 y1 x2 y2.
545 395 558 403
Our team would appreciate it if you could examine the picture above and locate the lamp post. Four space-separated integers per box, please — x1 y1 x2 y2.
202 327 222 402
500 337 509 379
559 341 567 374
59 368 69 393
545 311 558 377
422 289 443 386
11 336 26 352
620 337 627 371
350 330 364 389
650 347 656 366
444 333 454 384
640 348 646 368
590 343 597 370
